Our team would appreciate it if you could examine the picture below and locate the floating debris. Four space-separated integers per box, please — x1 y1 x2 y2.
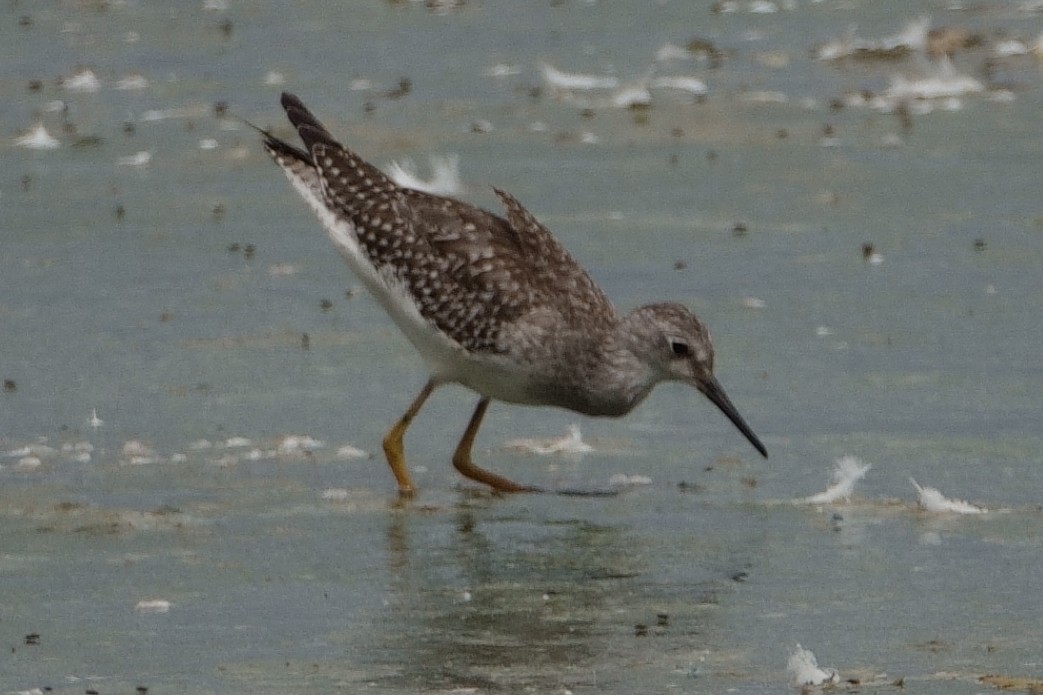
910 478 986 514
263 70 285 87
387 154 463 195
748 0 779 13
541 61 707 109
503 424 593 455
799 456 871 504
742 297 766 310
814 17 929 61
5 446 34 460
686 37 724 62
611 83 653 109
608 473 652 486
979 675 1043 692
649 75 708 99
321 487 351 500
135 599 171 614
140 109 177 122
335 444 369 460
540 62 619 92
787 644 840 686
928 26 981 58
277 434 325 457
16 456 42 470
14 123 60 150
862 242 884 265
139 104 211 122
383 77 412 100
122 440 157 465
117 151 153 167
61 441 94 463
483 63 521 77
819 123 840 148
885 57 984 101
63 67 102 92
654 42 691 63
116 73 149 90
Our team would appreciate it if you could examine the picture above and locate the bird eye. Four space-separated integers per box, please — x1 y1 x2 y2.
670 340 690 358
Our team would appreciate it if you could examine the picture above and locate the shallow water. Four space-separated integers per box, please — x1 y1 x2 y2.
3 1 1043 693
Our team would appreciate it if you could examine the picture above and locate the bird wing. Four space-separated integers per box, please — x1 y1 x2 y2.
265 92 615 353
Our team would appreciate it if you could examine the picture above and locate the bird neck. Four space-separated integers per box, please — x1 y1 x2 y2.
568 316 658 417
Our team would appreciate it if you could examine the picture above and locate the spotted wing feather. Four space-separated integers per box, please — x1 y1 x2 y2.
266 92 614 353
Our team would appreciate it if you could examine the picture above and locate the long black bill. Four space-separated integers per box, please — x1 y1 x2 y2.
698 375 768 458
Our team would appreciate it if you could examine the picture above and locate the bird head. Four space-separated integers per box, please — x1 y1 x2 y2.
627 302 768 458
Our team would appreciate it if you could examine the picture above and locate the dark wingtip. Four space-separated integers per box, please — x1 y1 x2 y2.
277 92 336 152
280 91 302 111
239 93 310 164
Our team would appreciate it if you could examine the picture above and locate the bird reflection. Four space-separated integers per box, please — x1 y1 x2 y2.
378 498 637 691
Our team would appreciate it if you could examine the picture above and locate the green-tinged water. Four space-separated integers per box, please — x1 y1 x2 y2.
2 1 1042 693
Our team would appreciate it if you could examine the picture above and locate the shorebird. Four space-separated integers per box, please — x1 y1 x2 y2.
262 92 767 496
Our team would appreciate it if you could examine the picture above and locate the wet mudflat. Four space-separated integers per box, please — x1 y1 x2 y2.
3 1 1043 693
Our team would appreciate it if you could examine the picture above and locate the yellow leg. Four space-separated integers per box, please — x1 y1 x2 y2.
382 380 436 497
452 398 540 493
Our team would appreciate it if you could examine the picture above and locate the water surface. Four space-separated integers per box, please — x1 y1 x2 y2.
3 1 1042 692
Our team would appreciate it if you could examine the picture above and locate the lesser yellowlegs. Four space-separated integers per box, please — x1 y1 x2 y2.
263 92 767 496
